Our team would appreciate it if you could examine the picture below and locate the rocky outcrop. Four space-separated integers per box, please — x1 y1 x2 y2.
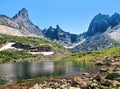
87 13 110 37
0 15 19 29
72 13 120 52
1 53 120 89
43 25 84 47
1 9 120 52
29 54 120 89
12 8 43 37
110 13 120 27
72 34 119 52
0 8 43 37
0 25 24 36
87 13 120 37
108 24 120 42
12 42 52 52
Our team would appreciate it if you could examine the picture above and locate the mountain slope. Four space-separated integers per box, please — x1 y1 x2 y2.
0 8 42 37
72 34 119 52
0 35 69 63
43 13 120 51
87 13 120 37
0 25 24 36
72 13 120 52
108 24 120 42
109 29 120 42
0 8 120 52
87 13 110 37
12 8 43 37
43 25 85 47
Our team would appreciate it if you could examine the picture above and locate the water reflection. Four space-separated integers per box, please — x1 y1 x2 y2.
0 61 99 83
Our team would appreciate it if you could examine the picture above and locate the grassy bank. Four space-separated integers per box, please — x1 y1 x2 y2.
0 35 69 63
65 46 120 61
0 35 64 49
0 50 37 63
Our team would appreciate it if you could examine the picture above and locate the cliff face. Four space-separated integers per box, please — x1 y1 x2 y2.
87 13 120 37
43 13 120 51
12 8 43 37
43 25 84 47
0 8 43 37
0 8 120 52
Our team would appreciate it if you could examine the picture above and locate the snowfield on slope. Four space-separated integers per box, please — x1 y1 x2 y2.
0 42 54 56
0 42 18 51
109 28 120 42
29 52 54 56
65 39 86 49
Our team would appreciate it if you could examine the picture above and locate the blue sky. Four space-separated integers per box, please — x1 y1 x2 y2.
0 0 120 34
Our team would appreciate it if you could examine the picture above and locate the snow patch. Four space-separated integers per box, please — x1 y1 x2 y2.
29 52 54 56
0 42 22 51
0 42 54 56
109 28 120 42
0 42 15 51
65 39 86 49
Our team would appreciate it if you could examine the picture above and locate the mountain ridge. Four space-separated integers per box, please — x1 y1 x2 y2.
72 13 120 52
0 8 43 37
0 8 120 52
43 25 85 47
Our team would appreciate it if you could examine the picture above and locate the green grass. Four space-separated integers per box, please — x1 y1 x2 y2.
65 46 120 61
0 35 64 49
0 35 65 63
0 50 37 63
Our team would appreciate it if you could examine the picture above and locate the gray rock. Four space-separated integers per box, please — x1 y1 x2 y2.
105 72 120 80
72 34 118 52
87 13 120 37
12 8 43 37
100 79 112 87
93 75 101 82
90 83 98 88
87 13 110 37
0 8 43 37
42 25 84 47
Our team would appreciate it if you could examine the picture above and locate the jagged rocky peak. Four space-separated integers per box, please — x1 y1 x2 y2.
111 12 120 18
56 25 60 29
46 26 56 32
113 12 120 16
18 8 28 18
87 13 120 37
43 25 58 40
56 25 63 32
71 12 120 52
95 13 109 19
12 8 43 37
49 26 54 29
13 8 29 19
87 13 110 37
110 12 120 27
43 25 83 47
46 25 62 32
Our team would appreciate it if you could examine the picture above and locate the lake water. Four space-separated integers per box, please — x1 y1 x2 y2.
0 61 99 84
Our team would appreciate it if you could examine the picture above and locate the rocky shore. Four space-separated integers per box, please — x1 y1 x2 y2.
1 55 120 89
30 55 120 89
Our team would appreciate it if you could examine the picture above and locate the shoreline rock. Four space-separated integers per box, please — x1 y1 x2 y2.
1 55 120 89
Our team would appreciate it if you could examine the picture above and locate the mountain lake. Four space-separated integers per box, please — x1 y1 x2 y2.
0 61 99 84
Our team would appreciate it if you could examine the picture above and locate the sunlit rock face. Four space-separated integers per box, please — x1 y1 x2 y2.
72 13 120 52
0 8 120 52
87 13 120 37
0 8 43 37
12 8 43 37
